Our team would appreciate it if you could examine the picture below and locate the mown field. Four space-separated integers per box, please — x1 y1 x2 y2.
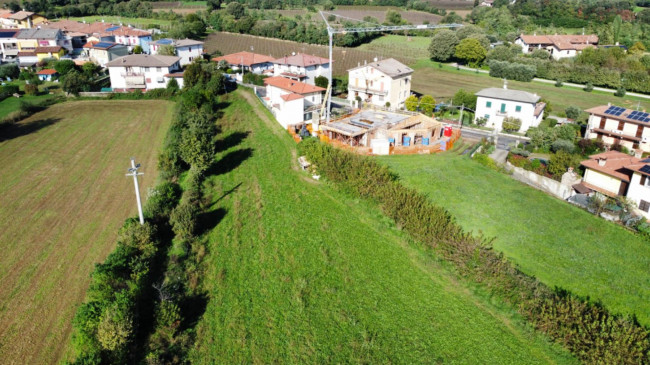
379 151 650 326
0 100 173 364
187 89 576 363
357 34 432 64
329 6 442 24
68 15 174 29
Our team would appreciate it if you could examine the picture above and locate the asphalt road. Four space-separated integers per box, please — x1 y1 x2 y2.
460 127 529 150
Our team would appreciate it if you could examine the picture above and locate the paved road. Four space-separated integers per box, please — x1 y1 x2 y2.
452 64 650 100
460 127 528 150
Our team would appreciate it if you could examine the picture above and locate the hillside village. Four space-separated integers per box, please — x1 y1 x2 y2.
2 0 650 363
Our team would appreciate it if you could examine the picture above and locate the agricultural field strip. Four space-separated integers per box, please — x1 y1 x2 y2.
0 100 173 364
189 89 575 363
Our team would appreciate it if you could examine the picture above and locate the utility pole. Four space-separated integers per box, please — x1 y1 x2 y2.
459 104 464 125
126 157 144 225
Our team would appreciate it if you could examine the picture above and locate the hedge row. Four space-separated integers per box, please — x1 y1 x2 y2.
488 60 536 82
298 138 650 364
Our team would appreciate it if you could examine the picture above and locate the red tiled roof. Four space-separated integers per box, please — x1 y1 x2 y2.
273 53 329 67
37 68 57 75
264 76 325 94
518 34 599 50
35 46 62 53
17 51 36 56
43 20 116 36
212 51 275 67
534 102 546 117
585 104 650 127
580 151 638 182
280 93 304 101
101 26 150 37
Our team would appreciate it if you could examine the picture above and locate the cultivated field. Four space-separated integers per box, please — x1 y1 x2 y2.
379 151 650 326
188 89 576 363
0 100 173 364
410 60 650 112
329 6 443 24
205 32 416 75
357 34 431 63
67 15 174 29
423 0 474 9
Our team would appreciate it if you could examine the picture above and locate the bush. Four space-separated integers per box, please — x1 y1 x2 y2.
554 79 563 87
565 106 582 120
145 182 182 219
509 147 530 157
551 139 575 153
487 60 536 82
546 118 558 128
502 116 522 132
614 87 626 97
577 139 604 155
583 82 594 92
1 84 19 95
170 201 199 240
24 83 38 96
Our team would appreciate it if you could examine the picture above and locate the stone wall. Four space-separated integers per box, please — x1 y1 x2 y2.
506 162 574 200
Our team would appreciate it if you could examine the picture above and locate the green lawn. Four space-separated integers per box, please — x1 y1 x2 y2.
67 15 174 27
410 59 650 112
378 150 650 326
357 34 431 64
0 94 54 119
188 89 576 363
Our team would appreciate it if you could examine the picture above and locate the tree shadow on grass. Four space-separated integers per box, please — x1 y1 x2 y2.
216 131 250 153
206 148 253 177
197 207 227 236
0 117 60 142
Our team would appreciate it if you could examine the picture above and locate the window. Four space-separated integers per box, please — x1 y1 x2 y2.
500 103 506 113
189 47 192 52
486 101 492 108
642 175 648 186
515 105 522 112
618 121 625 131
156 67 162 72
484 114 490 119
144 67 149 72
640 200 650 212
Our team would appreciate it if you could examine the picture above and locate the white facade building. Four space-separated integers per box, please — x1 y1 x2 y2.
263 76 324 128
213 51 275 75
83 41 128 67
585 105 650 155
474 85 545 132
347 58 413 110
515 34 598 60
626 167 650 219
106 54 181 91
150 38 204 66
0 29 19 60
272 53 330 85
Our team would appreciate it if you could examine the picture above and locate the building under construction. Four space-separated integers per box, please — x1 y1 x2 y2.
319 108 458 155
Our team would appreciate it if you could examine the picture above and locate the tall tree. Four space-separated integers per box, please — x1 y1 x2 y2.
428 30 459 62
455 38 487 67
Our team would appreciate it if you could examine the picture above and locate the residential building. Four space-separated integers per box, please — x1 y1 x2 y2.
36 68 58 81
17 51 38 68
83 41 128 67
1 11 47 29
0 29 20 60
101 26 152 53
480 0 494 6
625 159 650 218
42 20 114 54
272 53 330 85
150 38 204 66
106 54 182 91
578 151 638 197
16 28 70 52
164 71 184 89
474 85 545 132
213 51 275 75
347 58 413 110
35 46 64 60
515 34 598 60
585 105 650 154
262 76 325 127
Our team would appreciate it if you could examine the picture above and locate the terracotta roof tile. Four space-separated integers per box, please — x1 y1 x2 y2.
212 51 275 67
273 53 329 67
264 76 325 94
580 151 638 182
37 68 57 75
281 93 304 101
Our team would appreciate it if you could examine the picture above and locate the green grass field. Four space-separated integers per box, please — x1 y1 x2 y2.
357 34 431 64
188 89 576 363
410 59 650 112
0 94 54 119
67 15 174 28
378 150 650 326
0 100 173 363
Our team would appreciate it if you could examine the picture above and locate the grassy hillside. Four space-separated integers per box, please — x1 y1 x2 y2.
379 151 650 326
189 89 576 363
0 100 173 363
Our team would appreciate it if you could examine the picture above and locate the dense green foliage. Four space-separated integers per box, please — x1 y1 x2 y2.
302 139 650 364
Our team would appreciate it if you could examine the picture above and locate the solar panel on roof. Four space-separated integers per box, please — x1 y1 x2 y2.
640 165 650 174
158 39 173 45
106 26 120 31
642 159 650 163
644 117 650 123
0 31 15 38
94 42 114 48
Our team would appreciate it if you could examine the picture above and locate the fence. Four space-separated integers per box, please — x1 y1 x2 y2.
506 162 574 200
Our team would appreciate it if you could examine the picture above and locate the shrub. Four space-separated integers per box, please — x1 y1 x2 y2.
554 79 563 87
577 139 604 155
170 202 199 240
509 147 530 157
565 106 582 120
502 116 522 132
614 87 626 97
475 116 487 126
145 182 182 219
584 82 594 92
1 84 19 95
487 60 536 82
551 139 575 153
548 150 581 178
546 118 558 127
24 83 38 96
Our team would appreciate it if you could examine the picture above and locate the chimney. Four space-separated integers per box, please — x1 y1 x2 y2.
291 51 296 56
608 102 611 106
568 166 574 173
373 57 378 62
598 157 607 167
364 60 367 65
357 62 360 67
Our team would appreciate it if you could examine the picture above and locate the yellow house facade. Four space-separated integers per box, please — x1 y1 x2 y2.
35 46 65 60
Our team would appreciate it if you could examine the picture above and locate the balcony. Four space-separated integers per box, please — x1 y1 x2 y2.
592 128 641 142
348 84 388 96
122 74 145 89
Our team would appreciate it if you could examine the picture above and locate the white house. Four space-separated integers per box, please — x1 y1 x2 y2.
347 58 413 110
213 51 275 74
272 53 330 85
626 161 650 218
0 29 19 60
474 85 545 132
83 41 128 67
150 38 204 66
515 34 598 60
106 54 181 91
263 76 325 128
585 104 650 155
102 26 152 53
